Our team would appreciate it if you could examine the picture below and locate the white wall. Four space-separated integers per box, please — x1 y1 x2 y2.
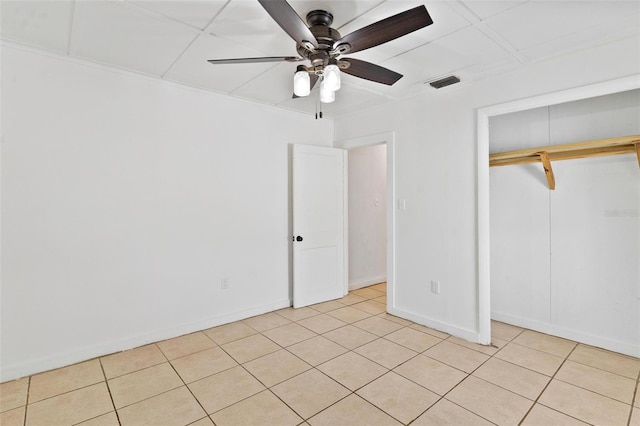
490 90 640 356
0 45 333 381
348 144 387 289
333 35 639 343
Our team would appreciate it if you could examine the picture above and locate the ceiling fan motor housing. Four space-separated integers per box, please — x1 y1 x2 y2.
296 10 344 69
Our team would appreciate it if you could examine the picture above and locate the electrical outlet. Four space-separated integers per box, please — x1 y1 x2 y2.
430 280 440 295
221 278 229 290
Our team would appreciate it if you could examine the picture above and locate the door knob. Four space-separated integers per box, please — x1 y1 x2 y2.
296 236 303 241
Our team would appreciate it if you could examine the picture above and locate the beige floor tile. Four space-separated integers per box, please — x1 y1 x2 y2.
512 330 576 358
355 338 417 369
370 283 387 292
538 379 630 425
170 346 237 383
243 349 311 387
377 313 412 326
26 382 113 426
447 376 532 425
101 344 166 379
263 322 316 347
297 314 346 334
188 366 265 414
286 335 348 366
309 299 345 313
118 386 205 426
447 336 500 356
318 351 388 391
275 306 320 322
357 372 439 424
210 390 302 426
338 293 367 305
384 327 442 352
203 321 257 345
243 312 291 332
636 383 640 407
221 334 280 363
352 300 387 315
352 288 386 299
373 296 388 304
190 417 215 426
76 411 120 426
323 325 378 349
495 342 564 376
520 404 589 426
156 332 216 360
326 306 372 323
29 359 104 403
491 336 509 349
271 369 350 419
0 407 25 426
410 323 450 339
412 399 494 426
0 377 28 412
108 362 183 408
555 360 636 404
472 357 550 400
631 407 640 426
491 321 524 341
308 394 401 426
353 316 404 337
393 354 467 396
568 344 640 379
425 341 490 373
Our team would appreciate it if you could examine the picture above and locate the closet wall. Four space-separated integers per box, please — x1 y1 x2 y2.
489 90 640 356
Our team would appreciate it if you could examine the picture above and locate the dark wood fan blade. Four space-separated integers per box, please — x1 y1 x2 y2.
340 58 402 85
293 73 319 98
258 0 318 49
334 5 432 54
207 56 302 64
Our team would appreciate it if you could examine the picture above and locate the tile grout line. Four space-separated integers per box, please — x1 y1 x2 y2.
517 343 582 425
22 376 31 426
628 368 640 426
165 358 212 425
98 358 122 426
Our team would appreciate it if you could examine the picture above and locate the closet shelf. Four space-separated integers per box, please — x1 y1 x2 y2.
489 135 640 190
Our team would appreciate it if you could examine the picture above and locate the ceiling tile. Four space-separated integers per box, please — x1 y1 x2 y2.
485 1 640 51
164 34 276 94
336 0 471 64
458 0 527 20
0 0 73 53
128 0 228 30
381 26 515 88
70 1 199 76
231 62 299 105
208 1 294 57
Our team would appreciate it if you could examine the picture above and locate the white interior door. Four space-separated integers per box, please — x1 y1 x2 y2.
292 144 347 308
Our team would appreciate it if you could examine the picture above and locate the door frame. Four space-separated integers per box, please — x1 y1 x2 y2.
476 75 640 344
335 132 396 309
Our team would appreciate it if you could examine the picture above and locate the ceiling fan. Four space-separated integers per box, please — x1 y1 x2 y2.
207 0 433 105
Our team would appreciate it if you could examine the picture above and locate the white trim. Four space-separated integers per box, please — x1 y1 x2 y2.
349 276 387 291
388 306 480 343
334 132 396 313
477 74 640 350
492 311 640 358
343 149 349 296
0 298 291 382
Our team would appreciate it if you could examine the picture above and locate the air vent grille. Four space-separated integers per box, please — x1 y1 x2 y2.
428 76 460 89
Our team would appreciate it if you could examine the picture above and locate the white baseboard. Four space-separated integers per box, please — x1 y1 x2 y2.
0 299 291 382
349 276 386 291
492 311 640 358
387 306 482 344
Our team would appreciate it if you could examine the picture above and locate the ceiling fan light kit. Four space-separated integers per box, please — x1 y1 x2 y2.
207 0 434 110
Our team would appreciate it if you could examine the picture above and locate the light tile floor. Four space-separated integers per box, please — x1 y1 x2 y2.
1 283 639 425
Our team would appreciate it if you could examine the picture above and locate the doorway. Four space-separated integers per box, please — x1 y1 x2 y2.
336 132 396 310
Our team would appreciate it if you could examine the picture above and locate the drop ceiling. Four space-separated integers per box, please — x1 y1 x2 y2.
2 0 638 117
